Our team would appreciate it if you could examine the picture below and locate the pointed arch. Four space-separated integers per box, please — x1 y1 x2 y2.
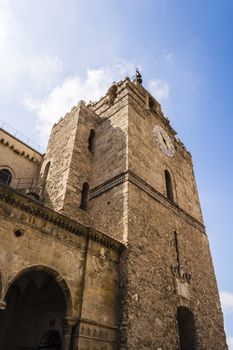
0 265 71 349
2 265 72 316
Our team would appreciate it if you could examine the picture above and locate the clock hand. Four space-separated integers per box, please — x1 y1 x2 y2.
162 134 168 148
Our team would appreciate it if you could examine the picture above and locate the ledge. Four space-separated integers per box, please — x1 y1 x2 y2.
0 184 124 252
91 170 206 234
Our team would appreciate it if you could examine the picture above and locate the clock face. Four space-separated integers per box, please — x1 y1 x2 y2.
153 125 175 157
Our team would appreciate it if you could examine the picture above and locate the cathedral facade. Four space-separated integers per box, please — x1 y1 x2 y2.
0 75 227 349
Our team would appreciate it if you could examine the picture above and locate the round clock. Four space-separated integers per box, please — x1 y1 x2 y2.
153 125 175 157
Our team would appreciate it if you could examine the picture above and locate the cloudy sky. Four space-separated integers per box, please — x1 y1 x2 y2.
0 0 233 346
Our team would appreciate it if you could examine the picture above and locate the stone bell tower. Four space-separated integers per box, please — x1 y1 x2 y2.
90 72 227 349
39 71 227 349
113 73 227 349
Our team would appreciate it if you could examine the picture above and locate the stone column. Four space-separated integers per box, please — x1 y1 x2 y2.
0 299 6 310
62 317 77 350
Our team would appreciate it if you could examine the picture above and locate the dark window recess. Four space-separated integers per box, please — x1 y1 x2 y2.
88 129 95 152
0 169 12 185
165 170 174 202
14 229 24 238
177 307 197 350
38 330 61 350
80 182 89 210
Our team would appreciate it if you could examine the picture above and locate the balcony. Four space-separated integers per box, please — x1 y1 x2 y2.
0 171 43 200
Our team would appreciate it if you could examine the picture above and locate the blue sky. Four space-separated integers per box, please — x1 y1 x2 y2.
0 0 233 346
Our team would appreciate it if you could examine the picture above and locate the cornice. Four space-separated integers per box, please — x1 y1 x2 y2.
0 184 123 252
91 171 206 234
90 172 128 198
0 131 41 164
128 171 206 233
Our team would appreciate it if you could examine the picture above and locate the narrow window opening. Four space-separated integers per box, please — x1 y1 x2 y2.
39 330 61 350
41 161 51 199
43 161 51 182
165 170 174 202
80 182 89 210
14 229 24 238
177 307 197 350
0 169 12 186
88 129 95 153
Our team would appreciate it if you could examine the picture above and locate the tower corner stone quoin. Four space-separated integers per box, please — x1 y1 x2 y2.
0 74 228 350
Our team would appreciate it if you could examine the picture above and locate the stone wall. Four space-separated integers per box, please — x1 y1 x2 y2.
0 184 122 350
0 128 42 190
127 86 203 224
0 77 228 349
118 181 227 349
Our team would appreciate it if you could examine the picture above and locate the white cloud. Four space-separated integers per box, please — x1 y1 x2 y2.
0 0 63 90
165 52 174 63
22 62 135 144
220 291 233 314
148 79 170 101
161 49 175 63
0 0 12 50
27 54 64 89
227 337 233 350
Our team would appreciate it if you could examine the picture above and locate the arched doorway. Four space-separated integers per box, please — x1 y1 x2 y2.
177 306 197 350
0 268 71 350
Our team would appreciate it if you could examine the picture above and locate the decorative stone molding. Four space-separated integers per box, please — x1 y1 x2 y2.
90 172 127 199
0 184 124 252
62 317 77 335
171 265 192 284
0 136 41 163
79 318 118 343
0 299 6 310
91 170 206 233
107 82 118 106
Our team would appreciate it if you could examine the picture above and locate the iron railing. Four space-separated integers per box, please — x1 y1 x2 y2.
0 120 41 152
0 173 44 195
12 177 44 192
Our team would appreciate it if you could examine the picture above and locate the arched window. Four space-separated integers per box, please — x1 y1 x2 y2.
177 307 197 350
88 129 95 153
0 169 12 186
43 161 51 182
165 170 174 202
80 182 89 210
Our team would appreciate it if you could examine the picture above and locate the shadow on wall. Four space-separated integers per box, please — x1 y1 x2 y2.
89 115 128 242
0 266 72 350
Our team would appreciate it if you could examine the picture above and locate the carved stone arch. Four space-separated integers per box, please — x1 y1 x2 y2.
164 166 177 203
0 165 16 177
2 264 73 316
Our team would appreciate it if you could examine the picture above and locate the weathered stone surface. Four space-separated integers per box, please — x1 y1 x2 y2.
0 77 227 349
